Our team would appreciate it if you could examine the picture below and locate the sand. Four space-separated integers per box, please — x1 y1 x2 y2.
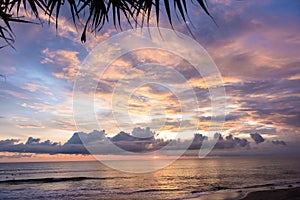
188 186 300 200
240 187 300 200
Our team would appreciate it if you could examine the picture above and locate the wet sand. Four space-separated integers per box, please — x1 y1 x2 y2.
240 186 300 200
188 186 300 200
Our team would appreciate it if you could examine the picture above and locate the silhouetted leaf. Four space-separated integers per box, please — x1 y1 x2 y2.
0 0 213 47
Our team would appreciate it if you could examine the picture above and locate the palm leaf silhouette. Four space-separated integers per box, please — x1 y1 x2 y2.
0 0 212 48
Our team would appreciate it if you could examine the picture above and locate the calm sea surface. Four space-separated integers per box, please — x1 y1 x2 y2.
0 156 300 199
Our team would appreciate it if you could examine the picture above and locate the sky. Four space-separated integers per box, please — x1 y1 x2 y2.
0 0 300 161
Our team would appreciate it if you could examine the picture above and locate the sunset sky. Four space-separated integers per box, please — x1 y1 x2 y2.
0 0 299 160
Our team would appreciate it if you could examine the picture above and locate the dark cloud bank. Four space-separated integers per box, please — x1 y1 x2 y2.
0 128 287 156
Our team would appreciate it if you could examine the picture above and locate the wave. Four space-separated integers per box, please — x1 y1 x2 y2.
117 188 180 195
0 169 105 176
241 181 300 189
0 176 130 184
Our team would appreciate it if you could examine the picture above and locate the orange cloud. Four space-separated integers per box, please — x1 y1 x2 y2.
42 48 80 82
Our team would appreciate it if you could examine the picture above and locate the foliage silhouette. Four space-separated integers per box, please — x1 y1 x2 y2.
0 0 212 48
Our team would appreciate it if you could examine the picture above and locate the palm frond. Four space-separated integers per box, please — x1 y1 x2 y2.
0 0 46 48
0 0 213 48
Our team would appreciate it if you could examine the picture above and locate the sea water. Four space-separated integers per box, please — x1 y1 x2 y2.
0 156 300 199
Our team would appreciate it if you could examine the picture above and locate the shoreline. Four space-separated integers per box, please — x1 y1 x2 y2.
184 183 300 200
239 186 300 200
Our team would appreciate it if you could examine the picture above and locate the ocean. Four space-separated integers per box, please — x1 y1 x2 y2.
0 156 300 199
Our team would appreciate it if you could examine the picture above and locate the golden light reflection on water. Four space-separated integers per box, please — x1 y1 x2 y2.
1 157 300 199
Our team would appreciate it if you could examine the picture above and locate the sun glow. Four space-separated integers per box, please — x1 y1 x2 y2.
152 156 161 159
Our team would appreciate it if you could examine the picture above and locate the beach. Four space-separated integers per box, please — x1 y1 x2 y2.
240 186 300 200
193 186 300 200
195 185 300 200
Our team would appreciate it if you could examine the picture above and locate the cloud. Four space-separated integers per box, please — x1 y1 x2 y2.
0 153 32 159
225 134 249 147
0 66 16 75
0 0 299 151
132 127 155 139
26 137 41 145
111 131 139 142
51 119 76 131
0 137 60 154
65 130 106 145
20 82 53 96
11 117 45 129
53 0 300 142
0 139 19 146
1 128 285 156
41 48 81 82
190 133 249 150
250 133 265 144
272 140 286 146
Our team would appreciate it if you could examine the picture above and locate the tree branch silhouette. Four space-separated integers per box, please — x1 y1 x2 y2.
0 0 212 48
